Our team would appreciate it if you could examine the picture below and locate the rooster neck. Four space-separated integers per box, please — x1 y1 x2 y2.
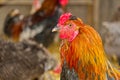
60 25 108 79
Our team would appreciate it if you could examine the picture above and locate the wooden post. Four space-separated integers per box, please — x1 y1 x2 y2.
93 0 100 31
87 4 93 26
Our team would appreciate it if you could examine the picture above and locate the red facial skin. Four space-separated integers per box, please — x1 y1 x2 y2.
57 13 79 42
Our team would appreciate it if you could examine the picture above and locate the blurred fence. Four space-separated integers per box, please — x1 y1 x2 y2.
0 0 120 33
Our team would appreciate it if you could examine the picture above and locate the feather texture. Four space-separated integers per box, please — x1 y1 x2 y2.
55 13 120 80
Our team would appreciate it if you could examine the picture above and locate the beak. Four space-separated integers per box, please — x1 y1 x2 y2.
52 26 60 32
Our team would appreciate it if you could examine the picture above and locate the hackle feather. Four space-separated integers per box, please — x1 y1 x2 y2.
60 19 120 80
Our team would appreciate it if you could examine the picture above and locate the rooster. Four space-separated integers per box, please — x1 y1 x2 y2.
52 13 120 80
3 0 68 47
31 0 68 47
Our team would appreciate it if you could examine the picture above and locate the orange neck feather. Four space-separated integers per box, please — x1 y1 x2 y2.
60 25 108 79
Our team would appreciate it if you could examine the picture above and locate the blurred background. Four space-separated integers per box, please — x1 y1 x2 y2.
0 0 120 80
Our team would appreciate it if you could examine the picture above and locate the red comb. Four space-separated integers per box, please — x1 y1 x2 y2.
59 0 68 6
58 13 72 25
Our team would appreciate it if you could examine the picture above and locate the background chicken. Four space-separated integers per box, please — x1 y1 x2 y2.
52 13 120 80
0 39 56 80
3 0 68 47
3 9 24 41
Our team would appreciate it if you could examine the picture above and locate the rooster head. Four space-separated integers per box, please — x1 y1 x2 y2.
52 13 83 42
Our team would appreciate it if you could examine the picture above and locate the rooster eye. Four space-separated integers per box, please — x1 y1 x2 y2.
68 24 72 27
